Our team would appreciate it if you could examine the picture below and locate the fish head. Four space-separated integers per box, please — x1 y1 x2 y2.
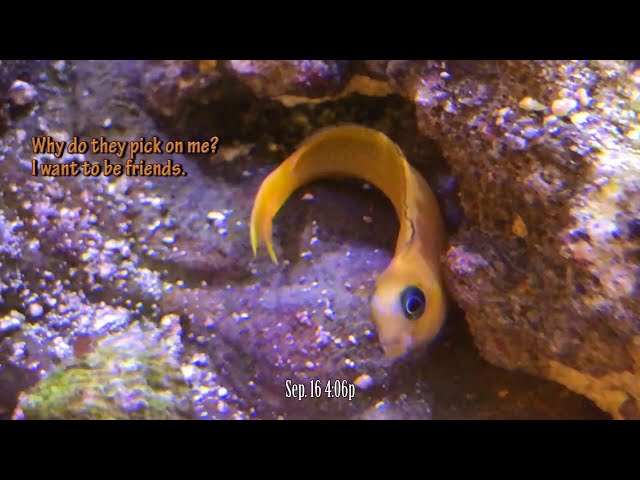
370 252 446 359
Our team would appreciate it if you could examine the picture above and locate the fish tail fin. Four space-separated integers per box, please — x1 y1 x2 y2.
250 124 410 264
250 161 301 264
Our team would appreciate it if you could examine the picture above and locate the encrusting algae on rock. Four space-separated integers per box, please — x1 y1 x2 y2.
14 319 192 420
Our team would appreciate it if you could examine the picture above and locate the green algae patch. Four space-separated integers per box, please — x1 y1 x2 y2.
18 318 192 420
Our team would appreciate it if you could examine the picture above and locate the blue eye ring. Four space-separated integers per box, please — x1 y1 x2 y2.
400 286 426 320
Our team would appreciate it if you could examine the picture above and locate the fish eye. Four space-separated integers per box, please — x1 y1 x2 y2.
400 286 426 320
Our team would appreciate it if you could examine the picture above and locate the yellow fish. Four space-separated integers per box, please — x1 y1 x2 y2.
250 124 447 359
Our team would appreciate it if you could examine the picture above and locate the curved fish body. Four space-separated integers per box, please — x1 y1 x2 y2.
250 124 447 359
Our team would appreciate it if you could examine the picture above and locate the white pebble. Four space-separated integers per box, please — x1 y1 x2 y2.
181 365 195 381
354 374 374 390
444 99 457 114
207 211 226 227
29 303 44 318
217 401 229 414
9 80 38 106
518 96 546 111
577 88 592 107
552 98 578 117
570 111 590 126
104 239 126 251
0 313 22 332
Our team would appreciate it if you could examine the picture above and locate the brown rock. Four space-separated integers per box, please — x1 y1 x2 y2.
225 60 352 100
383 60 640 419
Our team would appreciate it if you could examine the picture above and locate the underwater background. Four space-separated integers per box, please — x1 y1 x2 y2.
1 60 638 420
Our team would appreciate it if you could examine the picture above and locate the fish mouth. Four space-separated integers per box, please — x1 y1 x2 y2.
380 337 412 360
